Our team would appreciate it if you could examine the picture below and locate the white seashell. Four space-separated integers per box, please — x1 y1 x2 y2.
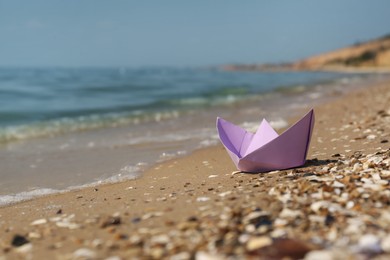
246 236 272 251
358 234 381 253
30 218 47 226
73 248 97 259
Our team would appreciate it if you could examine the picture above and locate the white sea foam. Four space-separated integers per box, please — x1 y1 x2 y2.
241 118 288 132
0 110 183 144
0 188 61 207
0 163 144 207
198 138 219 149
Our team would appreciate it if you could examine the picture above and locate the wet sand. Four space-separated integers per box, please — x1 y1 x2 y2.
0 79 389 259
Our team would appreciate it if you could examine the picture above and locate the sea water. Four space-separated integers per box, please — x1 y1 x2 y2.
0 67 375 205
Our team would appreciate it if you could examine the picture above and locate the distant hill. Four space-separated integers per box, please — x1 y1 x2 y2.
222 34 390 72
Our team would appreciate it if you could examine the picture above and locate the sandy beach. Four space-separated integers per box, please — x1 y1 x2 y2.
0 79 389 259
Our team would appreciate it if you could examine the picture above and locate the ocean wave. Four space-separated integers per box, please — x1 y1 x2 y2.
0 110 181 143
0 188 61 207
0 162 144 207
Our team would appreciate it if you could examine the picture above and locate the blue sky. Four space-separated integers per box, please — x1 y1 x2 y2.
1 0 390 67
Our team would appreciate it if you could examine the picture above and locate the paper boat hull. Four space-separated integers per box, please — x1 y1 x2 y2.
217 110 315 173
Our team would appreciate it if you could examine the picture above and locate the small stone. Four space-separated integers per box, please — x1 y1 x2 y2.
91 239 103 248
170 252 191 260
272 239 312 259
346 201 354 209
310 201 329 213
100 216 121 228
151 234 170 245
324 214 335 226
56 221 81 229
142 212 163 220
28 232 41 239
208 175 218 178
246 236 272 251
358 234 381 253
218 191 232 197
381 234 390 253
332 181 345 188
114 233 128 240
30 218 47 226
150 247 165 259
270 229 287 238
279 208 302 219
243 211 268 224
196 197 210 202
15 243 32 254
104 256 122 260
363 162 375 170
11 235 29 247
73 248 97 259
131 217 141 223
274 218 288 227
304 250 333 260
187 216 198 222
195 251 225 260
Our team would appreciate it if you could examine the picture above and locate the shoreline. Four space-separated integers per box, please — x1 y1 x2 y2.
0 78 389 258
1 71 376 199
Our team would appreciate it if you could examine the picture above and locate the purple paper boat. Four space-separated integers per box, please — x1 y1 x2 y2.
216 109 315 173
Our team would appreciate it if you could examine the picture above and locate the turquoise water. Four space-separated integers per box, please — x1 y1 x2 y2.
0 67 349 143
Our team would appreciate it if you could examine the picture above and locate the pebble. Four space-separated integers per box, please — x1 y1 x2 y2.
358 234 382 253
246 236 272 251
100 216 121 228
142 211 164 220
30 218 47 226
11 235 29 247
279 208 302 219
104 257 122 260
218 191 232 197
196 251 225 260
73 248 97 259
304 250 334 260
170 252 191 260
381 235 390 253
310 201 329 213
332 181 345 188
56 221 81 229
196 197 210 202
28 232 42 239
91 239 103 248
274 218 288 227
150 234 170 245
15 243 33 254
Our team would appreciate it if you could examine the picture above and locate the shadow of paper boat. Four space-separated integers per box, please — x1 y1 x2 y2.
216 109 315 173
